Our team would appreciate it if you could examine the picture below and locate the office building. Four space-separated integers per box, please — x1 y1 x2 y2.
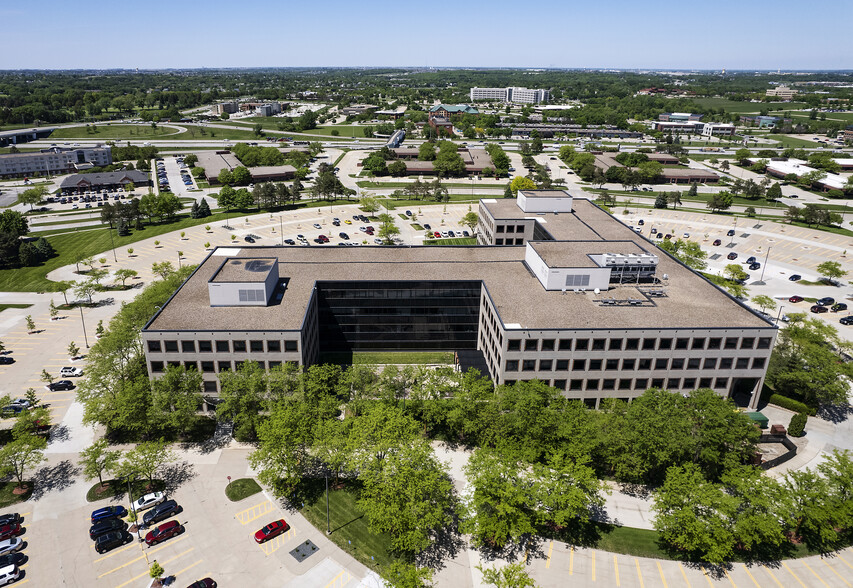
212 102 239 116
428 104 479 120
194 150 295 184
470 87 551 104
0 146 112 179
658 113 703 122
143 191 774 410
765 86 798 99
59 169 150 194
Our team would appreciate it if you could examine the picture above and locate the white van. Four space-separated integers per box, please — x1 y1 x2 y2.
0 564 19 586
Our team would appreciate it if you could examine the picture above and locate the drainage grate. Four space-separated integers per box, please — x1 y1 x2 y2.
290 540 319 562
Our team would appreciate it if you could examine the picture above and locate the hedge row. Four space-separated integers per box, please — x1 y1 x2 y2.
769 394 817 416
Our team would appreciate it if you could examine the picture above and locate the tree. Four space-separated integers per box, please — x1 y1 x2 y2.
217 361 268 441
113 268 138 288
79 439 122 486
659 239 708 270
652 463 737 563
117 439 173 486
25 315 36 333
41 369 54 386
197 198 211 217
707 191 733 212
49 300 58 320
817 449 853 533
477 563 536 588
418 142 436 161
509 176 536 195
788 412 807 437
724 264 749 283
782 469 839 550
151 261 175 279
0 210 28 237
721 464 787 554
359 196 380 214
388 160 407 177
149 561 164 581
667 191 683 208
377 213 400 245
231 166 251 186
149 365 202 435
720 160 730 171
74 280 97 304
68 341 80 359
384 562 434 588
766 182 783 200
734 148 752 165
217 168 234 185
0 434 45 490
816 261 847 285
19 185 47 211
461 212 478 234
751 295 776 314
654 192 668 209
183 154 198 167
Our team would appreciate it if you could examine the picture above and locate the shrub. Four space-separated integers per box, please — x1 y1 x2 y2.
788 413 808 437
768 394 816 416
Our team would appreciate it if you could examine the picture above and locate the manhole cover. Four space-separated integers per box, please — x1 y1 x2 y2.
290 540 319 562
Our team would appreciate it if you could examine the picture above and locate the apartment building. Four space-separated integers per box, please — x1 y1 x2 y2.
470 87 551 104
0 146 112 179
765 86 798 99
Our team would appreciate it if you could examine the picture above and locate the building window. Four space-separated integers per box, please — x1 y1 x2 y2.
572 359 586 371
757 337 772 350
522 360 536 371
539 359 553 371
671 358 685 370
250 340 264 353
556 359 569 371
508 340 521 351
198 340 212 353
586 379 600 390
720 358 733 369
675 338 689 350
703 358 718 369
642 338 656 350
506 225 515 233
181 340 196 353
147 341 161 353
267 340 281 352
495 238 504 245
150 361 164 373
667 378 681 389
691 338 706 350
570 379 584 390
592 339 606 350
638 358 652 370
683 378 696 389
167 361 181 368
284 340 298 352
559 339 572 351
514 238 524 245
618 379 632 390
752 357 766 369
233 340 247 353
609 338 623 351
725 337 739 349
575 339 589 351
496 225 505 233
658 338 673 350
553 379 567 391
606 359 619 370
218 361 232 372
651 378 665 389
541 339 555 351
700 377 713 388
635 378 649 390
589 359 602 370
602 379 616 390
740 338 755 350
622 358 636 370
164 340 179 353
524 339 538 352
216 340 230 352
505 360 519 372
708 338 722 350
269 361 282 369
736 358 750 370
201 361 215 373
625 338 639 350
715 377 729 389
203 380 218 393
655 358 668 370
687 358 701 370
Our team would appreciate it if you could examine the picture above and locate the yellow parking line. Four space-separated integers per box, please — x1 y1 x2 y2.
113 547 195 588
801 560 829 587
545 541 553 569
821 558 851 586
762 565 785 587
656 561 668 588
569 546 574 575
613 555 620 586
837 552 853 570
724 568 736 587
700 566 713 587
235 500 273 525
781 561 807 588
173 560 204 580
325 569 353 588
636 559 645 588
591 550 595 581
97 536 187 576
93 541 137 563
12 579 27 586
741 564 760 587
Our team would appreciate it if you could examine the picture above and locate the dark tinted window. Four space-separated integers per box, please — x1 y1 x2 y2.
164 340 178 353
147 341 161 353
181 340 195 353
233 340 246 353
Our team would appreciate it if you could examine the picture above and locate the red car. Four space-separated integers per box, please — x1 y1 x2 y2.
433 231 441 238
789 295 804 303
712 239 722 246
254 519 289 543
0 524 22 541
186 579 216 588
144 520 184 546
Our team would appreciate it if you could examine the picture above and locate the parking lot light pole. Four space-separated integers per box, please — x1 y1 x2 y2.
759 246 771 283
108 227 117 263
776 305 785 324
79 305 89 348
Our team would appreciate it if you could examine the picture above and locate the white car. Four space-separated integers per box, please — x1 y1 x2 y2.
682 233 690 239
0 564 19 586
60 366 84 377
0 539 22 556
132 491 165 512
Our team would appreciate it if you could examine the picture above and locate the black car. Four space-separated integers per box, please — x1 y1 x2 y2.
637 219 644 225
817 297 835 306
727 252 738 260
447 230 455 237
746 256 757 264
749 262 761 270
727 229 736 236
95 530 133 554
48 380 75 391
244 236 255 243
338 232 349 240
840 316 853 326
405 210 413 216
789 274 802 281
0 553 25 568
831 303 848 312
423 224 431 230
811 305 829 314
0 357 13 365
0 515 20 527
1 405 25 416
284 239 295 245
90 518 127 540
143 499 180 526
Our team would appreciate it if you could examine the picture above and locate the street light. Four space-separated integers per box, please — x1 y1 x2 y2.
776 305 785 324
79 304 89 348
758 246 771 284
108 227 117 263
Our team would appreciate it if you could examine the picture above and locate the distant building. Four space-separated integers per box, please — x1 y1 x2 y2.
470 87 550 104
740 115 785 128
592 153 719 184
59 169 150 194
340 104 377 116
194 150 295 184
842 127 853 143
0 146 112 179
384 146 492 175
499 123 642 139
375 107 407 120
765 86 798 100
701 123 736 137
658 113 703 122
212 102 238 116
760 158 847 191
0 127 57 147
428 104 479 120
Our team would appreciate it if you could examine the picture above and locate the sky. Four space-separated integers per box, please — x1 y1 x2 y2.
1 0 851 70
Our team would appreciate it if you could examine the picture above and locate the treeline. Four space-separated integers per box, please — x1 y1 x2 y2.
0 210 54 269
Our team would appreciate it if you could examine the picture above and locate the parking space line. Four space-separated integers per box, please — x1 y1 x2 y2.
724 568 736 587
677 562 690 587
591 550 595 581
636 559 645 588
545 541 553 569
325 569 353 588
837 552 853 570
260 527 294 555
741 564 760 587
656 561 668 588
113 547 195 588
762 565 785 588
821 558 851 586
801 560 829 587
235 500 273 525
700 566 713 587
93 541 137 563
97 536 188 576
780 561 807 588
570 547 574 575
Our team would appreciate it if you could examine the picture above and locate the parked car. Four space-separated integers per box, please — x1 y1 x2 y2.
338 232 349 240
0 526 21 542
284 239 295 245
0 555 24 570
817 297 835 306
91 505 128 524
811 305 829 314
186 579 217 588
0 539 23 556
48 380 74 391
749 262 761 271
789 274 802 281
60 366 83 377
95 531 133 554
313 224 322 230
89 518 127 540
0 405 24 417
145 520 184 546
831 303 848 312
0 517 19 529
344 219 352 224
405 210 413 216
463 230 470 237
746 256 757 264
788 296 804 303
374 239 383 245
637 219 644 225
682 233 690 239
840 316 853 326
254 519 289 543
664 234 673 240
448 230 456 237
143 500 180 526
712 239 722 246
243 236 255 243
727 252 738 260
727 229 736 236
132 492 165 512
0 564 19 586
433 232 441 238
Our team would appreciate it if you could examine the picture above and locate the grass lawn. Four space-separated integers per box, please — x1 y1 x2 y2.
357 181 507 189
425 237 478 246
319 351 454 365
300 125 367 137
86 478 166 503
691 98 807 114
0 482 33 508
48 125 182 140
225 478 262 502
764 135 822 148
0 304 31 313
299 483 402 572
